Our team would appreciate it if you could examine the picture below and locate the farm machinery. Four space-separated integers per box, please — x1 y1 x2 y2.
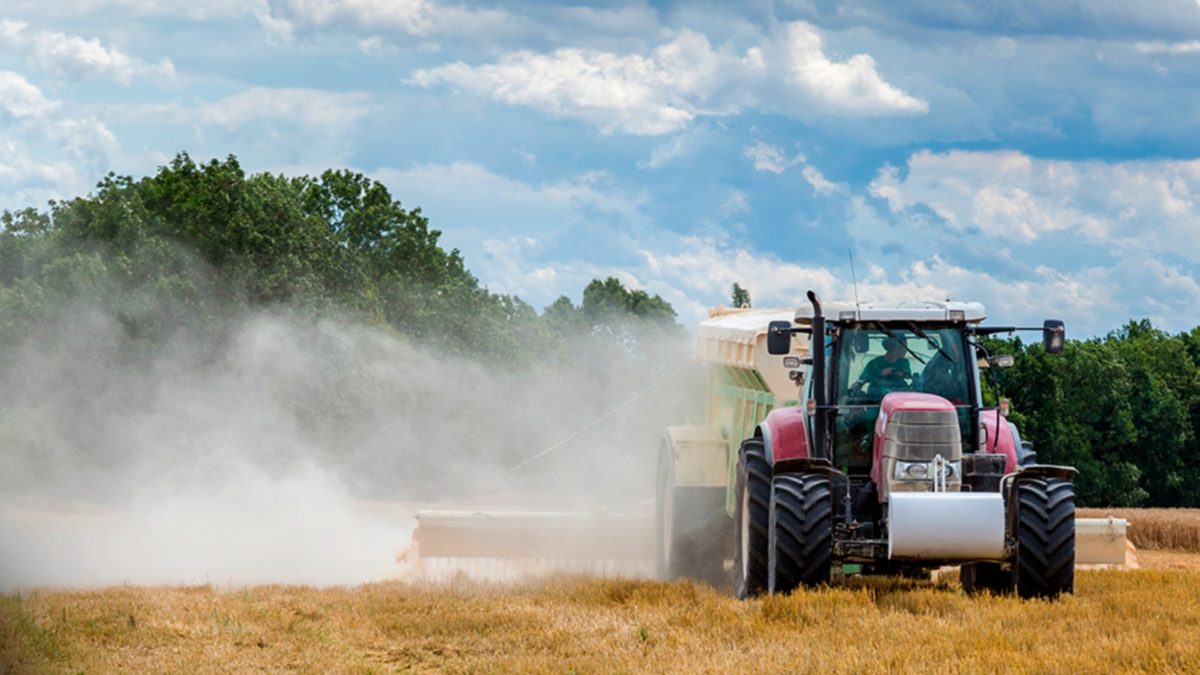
658 292 1128 598
409 290 1127 591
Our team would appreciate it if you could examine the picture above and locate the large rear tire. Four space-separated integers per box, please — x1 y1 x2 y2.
1015 477 1075 598
768 473 833 594
656 443 725 585
733 438 771 598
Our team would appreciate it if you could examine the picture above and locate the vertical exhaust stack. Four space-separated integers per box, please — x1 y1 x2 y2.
807 291 828 461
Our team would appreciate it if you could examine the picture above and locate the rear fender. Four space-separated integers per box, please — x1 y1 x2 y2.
758 407 809 465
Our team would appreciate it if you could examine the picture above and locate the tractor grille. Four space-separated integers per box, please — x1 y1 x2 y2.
883 409 962 462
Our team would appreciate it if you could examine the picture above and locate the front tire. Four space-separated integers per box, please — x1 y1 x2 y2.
1015 477 1075 598
768 473 833 594
733 438 771 598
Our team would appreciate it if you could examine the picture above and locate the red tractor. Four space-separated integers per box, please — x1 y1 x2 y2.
732 291 1073 598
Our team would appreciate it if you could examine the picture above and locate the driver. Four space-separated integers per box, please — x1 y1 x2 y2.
858 336 911 395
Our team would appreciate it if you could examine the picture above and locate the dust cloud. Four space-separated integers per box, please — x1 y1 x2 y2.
0 302 700 589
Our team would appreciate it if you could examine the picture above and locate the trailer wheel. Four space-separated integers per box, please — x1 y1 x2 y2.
656 443 725 585
1015 477 1075 598
734 438 771 598
768 473 833 594
960 562 1012 595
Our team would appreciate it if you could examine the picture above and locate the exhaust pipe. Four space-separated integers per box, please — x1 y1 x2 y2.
807 290 828 461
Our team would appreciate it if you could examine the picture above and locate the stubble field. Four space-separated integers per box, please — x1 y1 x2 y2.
3 509 1200 674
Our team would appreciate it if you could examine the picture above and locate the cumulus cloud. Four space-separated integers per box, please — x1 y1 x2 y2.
638 236 1200 336
410 21 927 135
0 70 58 119
372 157 1200 336
0 19 174 84
868 150 1200 259
779 22 927 116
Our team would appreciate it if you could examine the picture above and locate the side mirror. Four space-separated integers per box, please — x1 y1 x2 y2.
993 354 1015 369
1043 320 1065 354
854 330 869 353
767 321 793 355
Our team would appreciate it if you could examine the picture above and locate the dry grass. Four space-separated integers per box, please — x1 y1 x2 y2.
1078 508 1200 552
3 567 1200 674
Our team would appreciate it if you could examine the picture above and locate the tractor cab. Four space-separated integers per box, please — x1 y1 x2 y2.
829 322 977 476
789 301 988 485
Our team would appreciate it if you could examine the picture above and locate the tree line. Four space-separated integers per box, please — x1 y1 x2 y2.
0 153 682 369
989 322 1200 508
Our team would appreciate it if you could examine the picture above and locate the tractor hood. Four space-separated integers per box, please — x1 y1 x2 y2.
871 393 964 500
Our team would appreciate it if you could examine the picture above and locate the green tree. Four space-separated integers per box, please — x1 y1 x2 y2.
731 283 751 308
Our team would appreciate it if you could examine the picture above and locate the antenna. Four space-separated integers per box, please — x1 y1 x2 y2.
848 247 861 308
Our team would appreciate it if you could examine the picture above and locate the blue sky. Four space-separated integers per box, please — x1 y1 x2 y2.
2 0 1200 336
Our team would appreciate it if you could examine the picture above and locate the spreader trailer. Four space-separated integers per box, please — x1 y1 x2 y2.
658 291 1128 598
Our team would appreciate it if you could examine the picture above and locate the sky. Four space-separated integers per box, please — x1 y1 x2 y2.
2 0 1200 337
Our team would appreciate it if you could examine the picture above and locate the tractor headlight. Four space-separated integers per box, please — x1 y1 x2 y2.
896 462 928 480
893 461 961 481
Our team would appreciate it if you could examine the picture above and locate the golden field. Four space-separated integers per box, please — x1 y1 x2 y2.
3 565 1200 674
1077 508 1200 552
5 507 1200 674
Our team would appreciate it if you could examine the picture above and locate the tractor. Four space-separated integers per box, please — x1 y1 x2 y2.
657 291 1085 598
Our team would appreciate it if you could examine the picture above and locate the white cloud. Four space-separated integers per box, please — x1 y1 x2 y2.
409 39 700 135
638 237 1200 336
0 20 174 84
411 21 927 135
370 159 1198 336
745 141 798 174
744 140 842 193
50 117 120 173
0 135 86 211
802 165 840 194
0 70 58 119
262 0 513 43
868 150 1200 259
780 22 928 116
0 138 75 190
197 88 371 128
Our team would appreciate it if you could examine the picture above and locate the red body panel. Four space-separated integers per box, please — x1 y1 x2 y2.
870 393 958 488
762 407 809 464
981 411 1019 473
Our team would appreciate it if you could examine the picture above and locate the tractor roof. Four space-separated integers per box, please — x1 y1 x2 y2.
794 300 987 324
